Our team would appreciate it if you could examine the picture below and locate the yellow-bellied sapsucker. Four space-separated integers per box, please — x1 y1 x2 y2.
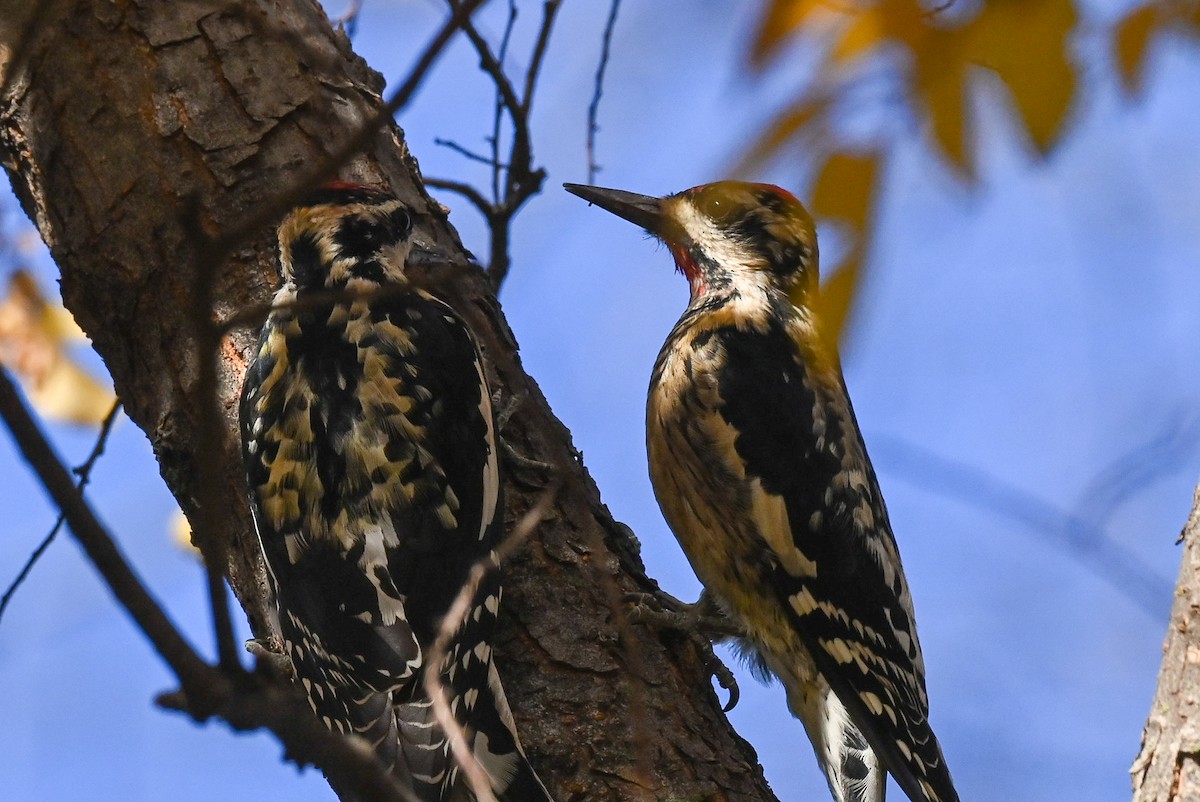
565 181 960 802
240 181 551 802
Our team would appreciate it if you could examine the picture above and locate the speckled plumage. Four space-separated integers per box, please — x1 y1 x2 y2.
240 183 550 802
567 181 959 802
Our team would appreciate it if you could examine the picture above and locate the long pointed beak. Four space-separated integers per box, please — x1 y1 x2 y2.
564 183 664 235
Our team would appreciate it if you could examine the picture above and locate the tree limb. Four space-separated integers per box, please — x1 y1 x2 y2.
0 2 781 799
1132 483 1200 802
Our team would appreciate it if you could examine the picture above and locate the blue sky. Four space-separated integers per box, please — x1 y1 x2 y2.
2 1 1199 801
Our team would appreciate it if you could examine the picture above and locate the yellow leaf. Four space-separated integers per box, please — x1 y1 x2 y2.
0 270 115 425
914 37 972 178
811 151 879 347
751 0 825 67
812 151 880 226
833 0 927 64
171 509 201 557
971 0 1077 155
816 246 864 349
27 358 114 425
44 303 87 342
734 97 827 175
834 9 889 64
1114 5 1161 94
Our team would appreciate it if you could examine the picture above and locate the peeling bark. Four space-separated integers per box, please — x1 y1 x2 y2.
0 2 779 800
1132 484 1200 802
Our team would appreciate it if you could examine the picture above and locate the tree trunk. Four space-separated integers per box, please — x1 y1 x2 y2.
1132 483 1200 801
0 2 778 801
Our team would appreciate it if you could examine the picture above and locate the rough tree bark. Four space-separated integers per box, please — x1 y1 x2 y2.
1132 483 1200 802
0 1 779 801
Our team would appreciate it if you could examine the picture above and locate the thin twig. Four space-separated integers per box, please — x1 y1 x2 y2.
434 137 502 167
335 0 366 37
587 0 622 183
424 482 561 802
520 1 562 120
0 399 121 623
424 178 494 217
459 1 557 282
451 7 529 156
431 1 554 290
492 0 519 203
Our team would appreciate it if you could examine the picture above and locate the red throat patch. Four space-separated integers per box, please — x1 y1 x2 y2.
670 243 706 297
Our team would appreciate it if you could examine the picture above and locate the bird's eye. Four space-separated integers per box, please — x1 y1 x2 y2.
383 208 412 242
699 193 731 221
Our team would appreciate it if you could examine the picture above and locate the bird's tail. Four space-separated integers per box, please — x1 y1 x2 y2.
389 666 553 802
793 679 960 802
793 681 886 802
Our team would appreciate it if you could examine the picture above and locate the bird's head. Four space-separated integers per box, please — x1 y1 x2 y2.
277 181 420 292
565 181 819 303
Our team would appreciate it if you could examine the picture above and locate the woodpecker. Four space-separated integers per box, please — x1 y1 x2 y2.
240 181 551 802
565 181 959 802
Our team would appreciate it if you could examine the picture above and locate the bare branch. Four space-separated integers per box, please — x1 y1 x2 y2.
0 364 418 802
432 0 554 289
1069 410 1200 544
424 178 494 218
0 399 120 623
389 0 488 119
435 137 503 167
520 1 562 121
0 366 214 694
872 433 1172 617
492 0 519 203
451 6 529 156
587 0 622 183
158 679 416 802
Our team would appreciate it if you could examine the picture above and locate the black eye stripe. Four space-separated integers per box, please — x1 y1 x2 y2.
333 207 411 262
334 215 383 262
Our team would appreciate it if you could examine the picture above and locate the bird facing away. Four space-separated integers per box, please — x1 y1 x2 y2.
564 181 960 802
239 181 552 802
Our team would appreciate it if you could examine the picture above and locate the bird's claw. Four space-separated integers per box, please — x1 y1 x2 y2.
624 589 742 711
624 589 742 639
246 638 295 680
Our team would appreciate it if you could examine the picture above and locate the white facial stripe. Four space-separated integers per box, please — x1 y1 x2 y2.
672 199 766 274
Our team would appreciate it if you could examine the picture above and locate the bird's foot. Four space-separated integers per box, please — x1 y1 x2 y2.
625 588 742 639
625 588 742 711
246 638 295 680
